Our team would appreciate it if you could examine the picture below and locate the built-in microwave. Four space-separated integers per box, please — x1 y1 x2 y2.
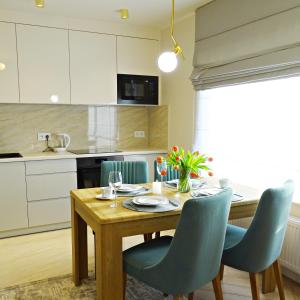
117 74 159 105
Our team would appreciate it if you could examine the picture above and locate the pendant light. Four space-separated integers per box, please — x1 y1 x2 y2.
158 0 184 73
35 0 45 8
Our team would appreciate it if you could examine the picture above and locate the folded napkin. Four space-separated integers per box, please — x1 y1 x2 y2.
117 187 150 197
191 188 244 202
165 179 206 190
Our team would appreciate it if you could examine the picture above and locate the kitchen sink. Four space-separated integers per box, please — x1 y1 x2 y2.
0 153 23 159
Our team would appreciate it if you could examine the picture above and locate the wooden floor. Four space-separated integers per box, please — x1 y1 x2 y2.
0 228 299 299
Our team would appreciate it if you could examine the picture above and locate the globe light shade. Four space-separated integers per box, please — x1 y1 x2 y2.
158 51 178 73
50 95 59 103
0 62 6 71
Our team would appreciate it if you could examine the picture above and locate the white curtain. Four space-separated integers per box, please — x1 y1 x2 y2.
192 0 300 89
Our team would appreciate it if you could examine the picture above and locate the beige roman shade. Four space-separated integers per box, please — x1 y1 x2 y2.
191 0 300 90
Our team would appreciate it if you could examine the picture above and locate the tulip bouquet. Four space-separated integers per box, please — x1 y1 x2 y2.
157 146 213 193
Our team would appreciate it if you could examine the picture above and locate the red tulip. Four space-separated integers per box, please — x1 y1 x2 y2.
161 169 167 176
208 157 213 162
172 145 179 152
175 156 181 161
208 171 214 177
190 172 199 178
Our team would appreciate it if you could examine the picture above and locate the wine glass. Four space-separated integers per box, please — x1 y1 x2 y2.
156 161 167 182
108 171 122 208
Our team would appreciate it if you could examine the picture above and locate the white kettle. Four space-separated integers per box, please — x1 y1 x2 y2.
52 133 71 152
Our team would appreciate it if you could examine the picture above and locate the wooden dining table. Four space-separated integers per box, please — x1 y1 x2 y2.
71 180 276 300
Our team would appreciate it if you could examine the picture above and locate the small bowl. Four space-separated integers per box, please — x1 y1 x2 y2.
53 147 67 153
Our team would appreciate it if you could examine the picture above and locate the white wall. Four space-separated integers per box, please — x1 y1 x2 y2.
160 14 195 150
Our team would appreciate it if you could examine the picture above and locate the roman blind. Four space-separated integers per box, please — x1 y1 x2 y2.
191 0 300 90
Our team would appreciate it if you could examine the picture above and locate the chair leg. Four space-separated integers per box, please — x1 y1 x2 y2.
220 264 224 281
143 233 153 242
273 260 285 300
173 296 184 300
262 265 276 293
212 274 224 300
188 292 194 300
123 272 127 300
249 272 260 300
94 232 96 279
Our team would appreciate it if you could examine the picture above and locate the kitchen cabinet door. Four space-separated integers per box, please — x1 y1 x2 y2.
117 36 159 76
69 31 117 105
0 22 19 103
17 24 70 104
0 162 28 232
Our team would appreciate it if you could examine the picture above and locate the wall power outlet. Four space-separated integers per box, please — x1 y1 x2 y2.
134 131 145 138
37 132 51 141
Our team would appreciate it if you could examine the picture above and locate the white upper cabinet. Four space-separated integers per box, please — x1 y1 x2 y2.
117 36 159 76
0 22 19 103
16 24 70 104
69 31 117 105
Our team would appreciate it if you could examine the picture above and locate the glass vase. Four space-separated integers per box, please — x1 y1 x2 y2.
178 170 191 193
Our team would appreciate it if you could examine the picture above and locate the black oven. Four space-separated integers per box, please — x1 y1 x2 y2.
76 155 124 188
117 74 158 105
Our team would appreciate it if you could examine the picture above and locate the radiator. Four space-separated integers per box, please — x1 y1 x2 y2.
230 216 300 277
280 217 300 275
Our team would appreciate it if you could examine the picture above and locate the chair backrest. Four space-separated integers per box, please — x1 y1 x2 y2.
227 180 294 272
100 161 149 187
147 188 232 295
154 160 179 182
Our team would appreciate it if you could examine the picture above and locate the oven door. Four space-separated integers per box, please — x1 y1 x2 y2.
117 74 158 105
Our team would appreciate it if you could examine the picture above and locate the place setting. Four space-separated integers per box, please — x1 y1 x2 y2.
122 195 181 213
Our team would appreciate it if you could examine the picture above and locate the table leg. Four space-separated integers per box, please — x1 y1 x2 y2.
262 265 276 293
71 197 88 285
95 224 123 300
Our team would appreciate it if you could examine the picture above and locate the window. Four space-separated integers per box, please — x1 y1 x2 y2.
194 76 300 204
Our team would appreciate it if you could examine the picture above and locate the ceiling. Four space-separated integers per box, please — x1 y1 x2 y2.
0 0 211 28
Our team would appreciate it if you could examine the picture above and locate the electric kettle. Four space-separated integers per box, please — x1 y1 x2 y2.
51 133 71 152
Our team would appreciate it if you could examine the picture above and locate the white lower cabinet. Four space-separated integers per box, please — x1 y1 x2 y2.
0 162 28 232
28 198 71 227
25 159 77 227
26 173 77 201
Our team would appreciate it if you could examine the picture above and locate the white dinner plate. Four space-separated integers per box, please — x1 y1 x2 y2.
96 194 114 200
118 184 143 192
132 196 169 206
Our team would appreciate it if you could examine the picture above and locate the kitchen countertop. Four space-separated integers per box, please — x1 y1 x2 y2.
0 149 168 163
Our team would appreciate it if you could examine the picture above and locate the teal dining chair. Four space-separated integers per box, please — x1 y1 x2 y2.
100 161 149 187
221 180 294 300
123 188 233 300
154 160 179 182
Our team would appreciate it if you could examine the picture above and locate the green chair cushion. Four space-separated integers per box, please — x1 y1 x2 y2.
224 224 246 250
124 236 172 277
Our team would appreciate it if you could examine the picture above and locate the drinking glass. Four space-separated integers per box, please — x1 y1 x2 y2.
108 171 122 208
156 161 167 182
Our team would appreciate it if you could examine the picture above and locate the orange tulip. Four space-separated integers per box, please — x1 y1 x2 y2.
156 156 163 164
172 145 179 152
190 172 199 178
208 157 213 162
161 169 167 176
208 171 214 177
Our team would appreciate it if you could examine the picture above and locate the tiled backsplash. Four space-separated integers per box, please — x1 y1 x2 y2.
0 104 168 153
